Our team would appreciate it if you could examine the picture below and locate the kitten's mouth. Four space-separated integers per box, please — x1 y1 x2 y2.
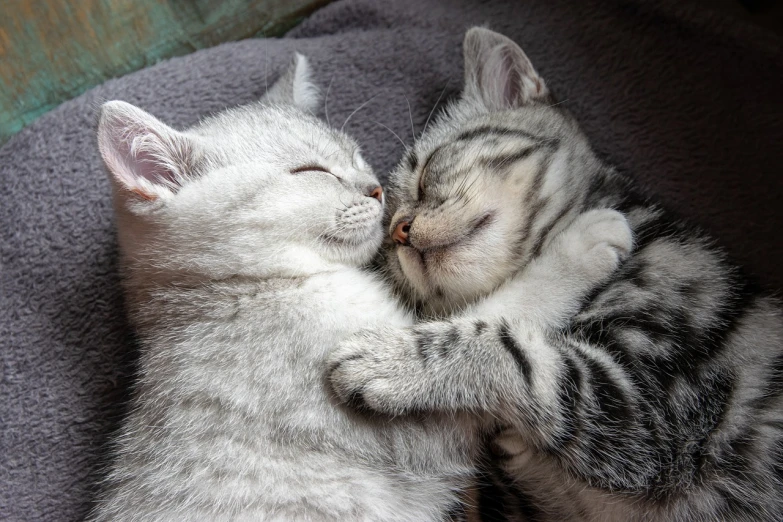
396 213 494 295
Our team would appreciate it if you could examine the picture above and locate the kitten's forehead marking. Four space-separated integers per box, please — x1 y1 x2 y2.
415 125 555 194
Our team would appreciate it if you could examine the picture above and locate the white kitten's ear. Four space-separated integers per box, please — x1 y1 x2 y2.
462 27 550 111
263 53 320 112
98 101 198 201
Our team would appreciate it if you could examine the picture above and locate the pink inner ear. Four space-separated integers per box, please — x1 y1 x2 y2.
481 44 546 110
100 114 188 198
128 135 182 189
500 48 523 107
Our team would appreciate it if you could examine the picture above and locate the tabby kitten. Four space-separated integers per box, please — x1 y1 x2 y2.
90 54 629 521
329 28 783 521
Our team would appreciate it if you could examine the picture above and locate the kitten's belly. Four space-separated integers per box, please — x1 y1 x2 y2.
97 270 472 521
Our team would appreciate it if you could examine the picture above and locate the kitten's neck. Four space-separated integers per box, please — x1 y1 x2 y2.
120 245 349 331
122 243 344 284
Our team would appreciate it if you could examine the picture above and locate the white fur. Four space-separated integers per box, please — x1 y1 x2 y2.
90 56 482 521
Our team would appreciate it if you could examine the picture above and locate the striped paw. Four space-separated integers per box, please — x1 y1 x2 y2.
327 329 424 415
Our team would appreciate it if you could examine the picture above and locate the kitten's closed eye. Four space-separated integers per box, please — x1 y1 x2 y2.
290 165 335 177
417 153 435 201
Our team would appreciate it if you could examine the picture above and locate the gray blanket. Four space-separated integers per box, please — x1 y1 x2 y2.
2 0 781 519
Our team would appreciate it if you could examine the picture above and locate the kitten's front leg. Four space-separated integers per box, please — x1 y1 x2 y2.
328 209 633 416
473 208 633 328
328 319 530 415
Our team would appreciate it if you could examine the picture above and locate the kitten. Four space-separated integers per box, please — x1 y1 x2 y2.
328 29 783 521
89 53 630 521
90 54 474 522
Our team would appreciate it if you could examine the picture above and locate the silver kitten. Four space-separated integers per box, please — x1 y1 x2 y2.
329 29 783 521
90 55 479 521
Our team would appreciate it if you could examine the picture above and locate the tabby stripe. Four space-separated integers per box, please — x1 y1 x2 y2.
549 349 583 450
524 154 552 206
698 271 758 363
415 330 435 366
327 353 362 376
475 470 512 522
456 125 559 149
444 324 460 356
405 150 418 172
765 352 783 400
484 465 547 522
578 350 633 427
570 310 639 377
631 210 681 253
529 196 577 260
506 150 556 261
482 145 541 173
721 433 758 482
749 351 783 411
584 171 641 212
506 487 545 522
693 367 736 472
772 440 783 481
511 197 548 262
475 320 488 335
420 145 442 180
497 321 532 382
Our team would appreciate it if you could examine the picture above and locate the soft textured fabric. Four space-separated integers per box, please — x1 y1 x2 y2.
1 0 781 519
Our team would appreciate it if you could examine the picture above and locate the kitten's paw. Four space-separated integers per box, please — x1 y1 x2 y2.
562 209 633 280
327 329 422 415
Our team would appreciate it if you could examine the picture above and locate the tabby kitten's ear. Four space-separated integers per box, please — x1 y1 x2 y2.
263 53 320 113
462 27 550 110
98 101 199 201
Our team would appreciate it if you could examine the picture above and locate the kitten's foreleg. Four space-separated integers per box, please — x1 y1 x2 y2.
469 208 633 329
328 209 633 418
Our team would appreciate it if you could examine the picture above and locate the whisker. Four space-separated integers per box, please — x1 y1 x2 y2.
373 121 407 152
341 94 380 134
423 85 448 136
404 95 415 142
324 75 335 127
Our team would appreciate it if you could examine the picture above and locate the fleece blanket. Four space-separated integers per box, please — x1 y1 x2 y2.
2 0 782 519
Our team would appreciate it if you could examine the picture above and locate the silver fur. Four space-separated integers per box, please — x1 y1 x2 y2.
329 29 783 521
90 55 486 522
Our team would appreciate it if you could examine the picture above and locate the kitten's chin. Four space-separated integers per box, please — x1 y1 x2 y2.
396 244 503 315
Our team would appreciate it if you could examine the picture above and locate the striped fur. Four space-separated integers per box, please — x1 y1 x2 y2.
328 28 783 521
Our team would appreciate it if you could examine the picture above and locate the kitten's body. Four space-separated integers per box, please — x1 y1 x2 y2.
106 271 480 521
90 56 480 521
329 30 783 521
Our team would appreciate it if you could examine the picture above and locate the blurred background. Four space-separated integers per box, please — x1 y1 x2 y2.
0 0 331 146
0 0 780 146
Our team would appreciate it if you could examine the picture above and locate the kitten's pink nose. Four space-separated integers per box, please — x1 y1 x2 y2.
368 186 383 202
392 220 411 246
